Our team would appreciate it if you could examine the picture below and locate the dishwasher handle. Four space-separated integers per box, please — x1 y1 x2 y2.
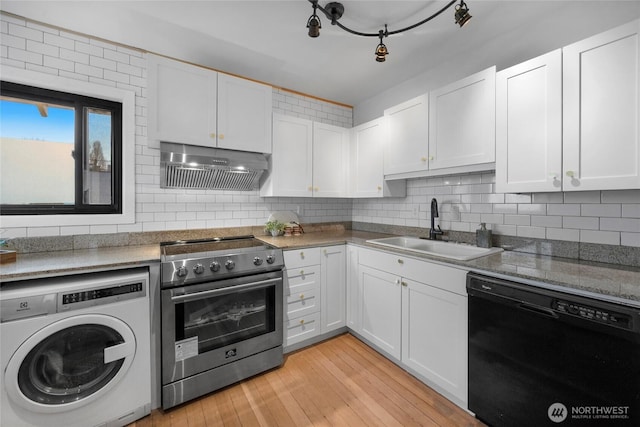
518 302 559 319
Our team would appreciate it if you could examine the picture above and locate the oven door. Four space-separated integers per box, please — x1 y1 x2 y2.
161 269 283 385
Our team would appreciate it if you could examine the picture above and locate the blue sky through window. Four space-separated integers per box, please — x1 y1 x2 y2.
0 100 74 143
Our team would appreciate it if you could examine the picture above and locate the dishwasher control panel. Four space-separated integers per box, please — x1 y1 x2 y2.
553 299 632 330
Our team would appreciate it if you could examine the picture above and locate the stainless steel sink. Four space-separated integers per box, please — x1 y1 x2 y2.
366 236 503 261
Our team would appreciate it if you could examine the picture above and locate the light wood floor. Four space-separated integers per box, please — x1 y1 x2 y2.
130 333 485 426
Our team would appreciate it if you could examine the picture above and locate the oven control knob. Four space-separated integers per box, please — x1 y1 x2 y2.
225 259 235 270
176 266 188 278
210 261 221 272
253 256 263 266
266 255 275 264
193 263 205 274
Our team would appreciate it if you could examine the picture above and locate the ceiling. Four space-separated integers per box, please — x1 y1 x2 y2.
2 1 640 108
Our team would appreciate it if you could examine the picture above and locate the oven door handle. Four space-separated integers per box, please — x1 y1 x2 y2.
170 277 281 303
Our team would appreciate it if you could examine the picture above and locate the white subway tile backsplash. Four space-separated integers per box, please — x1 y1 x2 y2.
547 204 581 216
563 216 599 230
621 232 640 248
580 230 620 245
600 189 640 203
581 204 621 217
622 204 640 218
546 228 580 242
518 204 546 215
43 32 75 50
600 218 640 233
504 215 530 226
517 226 546 239
564 191 601 204
531 215 562 228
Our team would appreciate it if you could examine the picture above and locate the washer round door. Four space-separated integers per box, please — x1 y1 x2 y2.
4 314 136 414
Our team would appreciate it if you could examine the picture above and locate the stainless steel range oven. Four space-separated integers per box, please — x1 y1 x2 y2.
160 236 284 410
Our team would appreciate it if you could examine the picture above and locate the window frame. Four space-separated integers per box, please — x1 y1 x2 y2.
1 81 123 216
0 66 135 228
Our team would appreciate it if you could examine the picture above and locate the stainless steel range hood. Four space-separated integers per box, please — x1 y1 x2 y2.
160 142 268 191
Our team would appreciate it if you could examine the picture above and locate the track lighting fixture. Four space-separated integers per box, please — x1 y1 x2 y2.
306 0 472 63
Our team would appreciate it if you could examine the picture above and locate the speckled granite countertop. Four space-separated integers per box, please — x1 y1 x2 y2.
0 245 160 281
1 230 639 306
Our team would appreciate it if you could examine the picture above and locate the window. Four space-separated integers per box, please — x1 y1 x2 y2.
0 81 122 215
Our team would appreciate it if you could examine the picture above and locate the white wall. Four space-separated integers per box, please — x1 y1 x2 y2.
1 13 639 249
0 13 352 240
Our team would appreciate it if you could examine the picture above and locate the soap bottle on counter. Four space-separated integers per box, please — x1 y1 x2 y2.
476 223 492 248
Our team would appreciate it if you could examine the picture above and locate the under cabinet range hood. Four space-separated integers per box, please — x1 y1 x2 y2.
160 142 268 191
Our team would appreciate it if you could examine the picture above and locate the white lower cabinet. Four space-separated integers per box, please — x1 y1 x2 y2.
283 245 346 347
359 265 402 360
401 277 468 406
320 245 347 333
355 246 469 407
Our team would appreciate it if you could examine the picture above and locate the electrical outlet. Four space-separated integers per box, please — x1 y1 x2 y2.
296 205 303 216
412 205 420 218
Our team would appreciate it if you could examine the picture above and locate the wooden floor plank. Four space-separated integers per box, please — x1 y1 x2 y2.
127 333 485 427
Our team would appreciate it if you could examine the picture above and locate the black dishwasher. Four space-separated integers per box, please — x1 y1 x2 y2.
467 272 640 427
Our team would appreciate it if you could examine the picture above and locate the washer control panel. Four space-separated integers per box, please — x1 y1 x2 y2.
62 282 144 305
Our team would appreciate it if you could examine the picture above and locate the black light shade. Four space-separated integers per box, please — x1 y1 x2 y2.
307 15 321 37
455 1 472 27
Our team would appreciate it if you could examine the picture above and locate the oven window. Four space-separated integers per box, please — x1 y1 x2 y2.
175 285 275 352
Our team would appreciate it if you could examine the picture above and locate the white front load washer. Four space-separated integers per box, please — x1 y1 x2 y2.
1 268 151 427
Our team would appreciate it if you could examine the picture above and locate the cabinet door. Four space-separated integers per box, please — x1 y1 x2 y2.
346 245 360 332
147 54 217 147
313 122 349 197
563 20 640 191
402 278 468 406
320 245 346 333
429 67 496 170
351 118 385 197
359 265 401 360
217 74 272 153
496 50 562 193
261 114 313 197
384 95 429 176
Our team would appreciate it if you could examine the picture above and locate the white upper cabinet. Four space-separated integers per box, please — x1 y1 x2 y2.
148 54 217 147
563 19 640 191
429 67 496 171
147 54 272 153
496 50 562 193
261 114 349 197
217 73 273 153
350 118 406 198
383 95 429 176
261 114 313 197
313 122 349 197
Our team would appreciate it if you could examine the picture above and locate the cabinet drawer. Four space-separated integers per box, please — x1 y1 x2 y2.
285 265 320 289
286 286 320 318
284 247 321 269
359 247 408 276
285 312 320 346
359 247 468 296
